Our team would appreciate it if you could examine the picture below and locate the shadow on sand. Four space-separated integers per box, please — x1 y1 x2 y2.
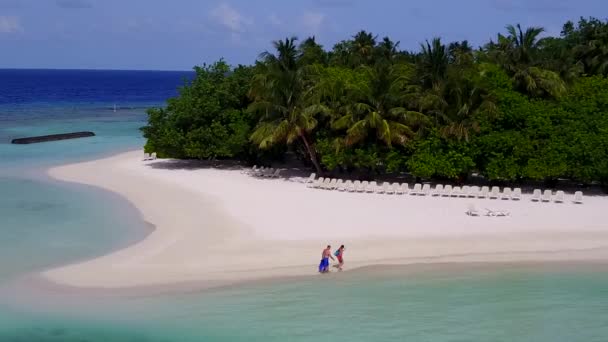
145 158 313 182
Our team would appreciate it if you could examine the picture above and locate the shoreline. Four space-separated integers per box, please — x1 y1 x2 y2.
43 150 608 289
8 259 608 302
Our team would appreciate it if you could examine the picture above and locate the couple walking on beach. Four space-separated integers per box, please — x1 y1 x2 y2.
319 245 345 273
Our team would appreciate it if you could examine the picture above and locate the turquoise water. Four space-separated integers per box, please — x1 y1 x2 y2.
1 265 608 341
2 70 608 341
0 107 152 280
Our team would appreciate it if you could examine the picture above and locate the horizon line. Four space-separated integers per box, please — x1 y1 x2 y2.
0 67 195 72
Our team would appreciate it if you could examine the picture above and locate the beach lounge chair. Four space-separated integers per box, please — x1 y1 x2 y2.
554 190 565 203
150 152 157 160
383 182 394 194
375 182 386 194
374 181 385 194
531 189 541 202
348 180 356 192
321 178 331 189
352 180 361 192
367 181 378 193
485 208 510 217
321 178 330 189
327 178 338 190
442 185 453 197
242 165 257 175
264 168 276 178
258 167 274 178
495 210 510 216
342 180 353 192
478 186 489 199
400 183 409 195
360 181 369 193
255 168 268 177
451 186 462 197
393 183 403 195
432 184 444 196
466 204 480 216
336 179 345 191
573 191 583 204
269 169 281 178
252 166 264 177
489 186 500 199
305 173 316 183
542 190 552 202
143 152 151 161
332 178 340 190
307 174 319 188
460 186 470 198
411 183 422 195
421 184 431 196
512 188 522 200
311 177 324 189
469 186 480 198
501 187 512 200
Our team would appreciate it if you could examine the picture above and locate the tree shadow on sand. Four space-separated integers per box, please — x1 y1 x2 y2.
146 159 242 171
144 158 313 182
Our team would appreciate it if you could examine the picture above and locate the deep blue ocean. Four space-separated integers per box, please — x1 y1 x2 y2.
1 69 608 342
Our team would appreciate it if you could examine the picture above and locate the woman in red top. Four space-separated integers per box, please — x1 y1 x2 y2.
334 245 345 270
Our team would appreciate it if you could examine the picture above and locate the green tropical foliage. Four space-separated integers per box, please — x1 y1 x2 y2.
143 17 608 187
486 24 566 98
247 37 327 173
142 60 253 159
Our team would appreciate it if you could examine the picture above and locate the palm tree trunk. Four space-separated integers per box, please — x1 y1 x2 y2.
299 132 322 174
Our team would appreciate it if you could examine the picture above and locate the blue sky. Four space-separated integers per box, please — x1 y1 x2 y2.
0 0 606 70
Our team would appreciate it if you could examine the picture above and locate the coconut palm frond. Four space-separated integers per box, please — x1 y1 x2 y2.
376 119 391 146
366 111 384 129
387 122 415 145
345 120 369 146
332 114 354 130
302 103 331 117
272 120 293 143
251 122 279 149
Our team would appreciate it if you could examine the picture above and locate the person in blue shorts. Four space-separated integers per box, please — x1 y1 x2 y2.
318 245 334 273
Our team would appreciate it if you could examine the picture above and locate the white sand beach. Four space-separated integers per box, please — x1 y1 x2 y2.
44 150 608 288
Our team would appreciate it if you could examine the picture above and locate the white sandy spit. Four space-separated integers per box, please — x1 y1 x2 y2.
44 150 608 288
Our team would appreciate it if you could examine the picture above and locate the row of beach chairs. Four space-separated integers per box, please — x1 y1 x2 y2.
143 152 157 161
305 174 584 203
531 189 584 204
242 165 281 178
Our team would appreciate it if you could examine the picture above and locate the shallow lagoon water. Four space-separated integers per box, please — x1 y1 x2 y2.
1 70 607 341
2 264 608 341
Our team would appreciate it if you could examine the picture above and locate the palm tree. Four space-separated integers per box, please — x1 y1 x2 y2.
505 24 544 65
351 30 377 66
537 37 583 83
332 63 427 147
440 76 497 141
448 40 474 65
376 36 400 62
489 24 566 97
328 40 354 67
298 36 327 67
574 23 608 76
510 66 566 97
419 38 449 89
249 37 327 173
